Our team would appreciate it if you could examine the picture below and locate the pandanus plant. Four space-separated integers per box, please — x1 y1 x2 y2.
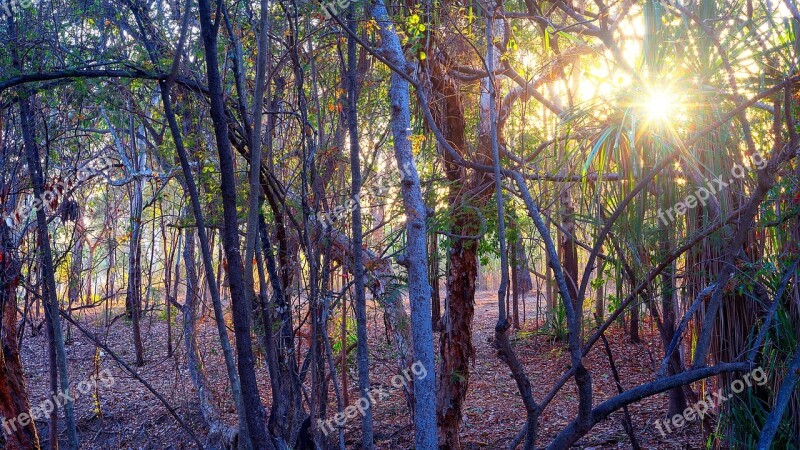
558 0 799 445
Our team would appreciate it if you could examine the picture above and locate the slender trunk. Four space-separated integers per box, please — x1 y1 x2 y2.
45 293 58 450
127 165 145 366
340 286 349 408
593 246 605 325
512 239 520 329
18 95 80 450
484 8 539 448
258 213 302 443
66 232 84 344
346 6 374 447
372 2 437 447
242 0 271 344
545 219 555 324
430 233 441 331
196 0 272 446
162 216 174 357
68 233 83 313
183 229 237 447
84 246 95 306
262 70 303 443
11 17 78 439
629 294 640 343
559 177 580 318
660 209 686 416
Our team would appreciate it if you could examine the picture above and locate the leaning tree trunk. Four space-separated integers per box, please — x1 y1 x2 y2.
11 11 78 446
182 229 237 448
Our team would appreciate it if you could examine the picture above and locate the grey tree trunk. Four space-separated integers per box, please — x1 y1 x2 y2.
372 2 437 446
346 5 374 447
126 148 145 367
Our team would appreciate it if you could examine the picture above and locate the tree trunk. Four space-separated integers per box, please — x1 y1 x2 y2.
660 219 686 417
593 245 605 325
161 216 174 358
346 8 374 446
512 239 520 329
545 217 555 324
68 232 83 312
18 96 80 449
559 178 580 317
127 171 145 366
196 0 272 446
183 230 237 448
0 224 40 450
372 2 438 447
419 30 482 450
430 233 441 330
629 294 640 343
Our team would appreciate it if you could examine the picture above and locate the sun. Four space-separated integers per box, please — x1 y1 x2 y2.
643 89 679 123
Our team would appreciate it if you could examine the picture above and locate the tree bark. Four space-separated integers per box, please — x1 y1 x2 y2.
19 100 80 450
659 215 686 416
372 2 438 447
0 224 40 449
126 146 145 367
346 6 374 446
183 230 237 448
196 0 272 447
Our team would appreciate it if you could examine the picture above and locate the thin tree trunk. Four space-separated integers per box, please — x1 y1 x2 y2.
346 6 374 446
162 215 174 357
593 245 605 325
131 0 254 438
196 0 272 446
84 246 95 307
340 284 349 408
430 233 441 331
512 239 520 329
660 212 686 416
126 142 145 366
18 94 80 450
183 229 237 448
545 221 555 324
483 9 539 448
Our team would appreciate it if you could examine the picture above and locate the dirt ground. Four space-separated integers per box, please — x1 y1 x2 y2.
17 291 709 449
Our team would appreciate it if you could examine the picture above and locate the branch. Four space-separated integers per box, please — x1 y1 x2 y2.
546 362 752 449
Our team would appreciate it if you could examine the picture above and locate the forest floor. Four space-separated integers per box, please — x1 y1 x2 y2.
18 291 709 449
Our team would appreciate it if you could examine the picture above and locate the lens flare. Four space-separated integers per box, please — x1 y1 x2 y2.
644 90 677 122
